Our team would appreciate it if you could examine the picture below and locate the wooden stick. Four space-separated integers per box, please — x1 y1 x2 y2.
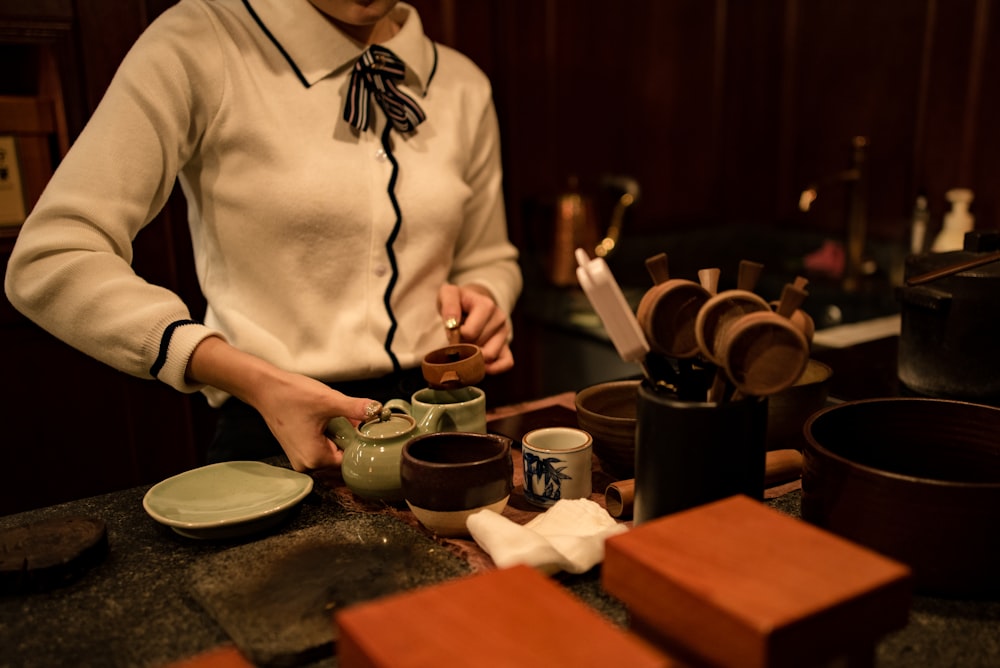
707 368 729 403
776 283 809 319
698 267 721 295
905 250 1000 286
645 253 671 284
738 260 764 292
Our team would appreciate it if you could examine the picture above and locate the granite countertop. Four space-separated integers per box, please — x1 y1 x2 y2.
2 403 999 667
0 456 632 668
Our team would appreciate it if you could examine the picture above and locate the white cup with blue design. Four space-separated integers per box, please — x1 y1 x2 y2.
521 427 593 508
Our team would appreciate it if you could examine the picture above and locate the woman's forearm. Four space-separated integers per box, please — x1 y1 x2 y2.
185 335 283 407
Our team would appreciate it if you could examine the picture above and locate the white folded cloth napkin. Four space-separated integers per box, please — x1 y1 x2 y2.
466 498 629 575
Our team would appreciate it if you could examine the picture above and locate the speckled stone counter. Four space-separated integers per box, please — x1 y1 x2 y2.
2 468 998 667
0 461 627 668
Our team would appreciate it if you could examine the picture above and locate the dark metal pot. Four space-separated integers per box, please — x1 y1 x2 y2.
897 230 1000 404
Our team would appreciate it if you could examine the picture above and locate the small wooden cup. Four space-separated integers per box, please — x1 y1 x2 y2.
421 343 485 389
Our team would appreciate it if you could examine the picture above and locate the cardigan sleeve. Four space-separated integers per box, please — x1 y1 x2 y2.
3 2 225 393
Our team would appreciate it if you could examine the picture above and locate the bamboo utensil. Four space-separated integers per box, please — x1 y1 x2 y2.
604 479 635 519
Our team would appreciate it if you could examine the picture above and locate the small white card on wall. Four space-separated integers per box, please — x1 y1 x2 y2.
0 135 27 226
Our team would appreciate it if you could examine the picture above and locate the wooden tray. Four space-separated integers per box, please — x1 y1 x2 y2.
336 565 670 667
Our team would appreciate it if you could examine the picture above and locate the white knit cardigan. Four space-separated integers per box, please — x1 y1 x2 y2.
4 0 522 406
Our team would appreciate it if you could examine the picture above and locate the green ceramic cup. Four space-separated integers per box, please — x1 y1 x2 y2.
385 386 487 435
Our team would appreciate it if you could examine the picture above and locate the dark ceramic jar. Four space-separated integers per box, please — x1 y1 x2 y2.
898 230 1000 404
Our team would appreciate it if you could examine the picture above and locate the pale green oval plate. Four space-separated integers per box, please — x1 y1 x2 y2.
142 461 313 539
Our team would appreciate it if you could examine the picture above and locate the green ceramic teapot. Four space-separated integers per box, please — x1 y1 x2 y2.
327 412 419 502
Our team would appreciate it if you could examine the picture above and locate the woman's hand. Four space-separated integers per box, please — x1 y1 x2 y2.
437 283 513 374
186 336 376 476
249 370 375 475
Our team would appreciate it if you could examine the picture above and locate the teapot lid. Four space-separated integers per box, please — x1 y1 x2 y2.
906 229 1000 282
359 413 416 438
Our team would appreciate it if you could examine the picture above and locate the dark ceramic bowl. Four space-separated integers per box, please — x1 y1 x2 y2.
401 432 513 537
802 397 1000 597
575 380 639 477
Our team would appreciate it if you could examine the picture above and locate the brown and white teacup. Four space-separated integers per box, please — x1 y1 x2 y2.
401 432 513 537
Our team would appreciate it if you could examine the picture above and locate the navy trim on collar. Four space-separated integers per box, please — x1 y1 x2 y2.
242 0 310 87
425 42 438 95
242 0 437 93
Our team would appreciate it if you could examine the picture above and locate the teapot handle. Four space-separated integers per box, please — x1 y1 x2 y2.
383 398 412 414
381 398 449 434
898 284 952 311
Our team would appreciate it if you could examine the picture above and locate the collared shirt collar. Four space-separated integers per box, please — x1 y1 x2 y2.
243 0 433 91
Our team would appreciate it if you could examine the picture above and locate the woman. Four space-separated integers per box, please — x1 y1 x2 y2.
4 0 521 477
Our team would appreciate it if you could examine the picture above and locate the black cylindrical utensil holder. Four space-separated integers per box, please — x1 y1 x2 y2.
633 381 768 524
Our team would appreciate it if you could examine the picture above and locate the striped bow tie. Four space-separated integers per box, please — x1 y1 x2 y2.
343 45 426 133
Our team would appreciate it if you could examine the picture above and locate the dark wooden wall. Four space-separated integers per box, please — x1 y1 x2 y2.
413 0 998 244
1 0 996 514
415 0 1000 418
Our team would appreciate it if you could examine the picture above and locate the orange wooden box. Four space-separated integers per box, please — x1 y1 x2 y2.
336 564 669 668
163 646 253 668
603 495 913 668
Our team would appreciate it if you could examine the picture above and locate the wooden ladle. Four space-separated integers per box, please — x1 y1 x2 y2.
635 253 711 359
421 325 486 389
720 282 810 399
694 260 770 366
771 276 815 343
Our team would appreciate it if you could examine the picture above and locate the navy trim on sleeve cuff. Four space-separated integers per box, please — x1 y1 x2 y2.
150 319 199 378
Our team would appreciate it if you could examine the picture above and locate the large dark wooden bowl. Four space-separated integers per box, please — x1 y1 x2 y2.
575 380 639 478
802 397 1000 598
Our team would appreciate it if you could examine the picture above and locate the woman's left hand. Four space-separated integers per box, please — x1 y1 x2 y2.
437 283 513 374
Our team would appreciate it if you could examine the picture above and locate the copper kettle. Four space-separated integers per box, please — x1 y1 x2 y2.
547 175 640 286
